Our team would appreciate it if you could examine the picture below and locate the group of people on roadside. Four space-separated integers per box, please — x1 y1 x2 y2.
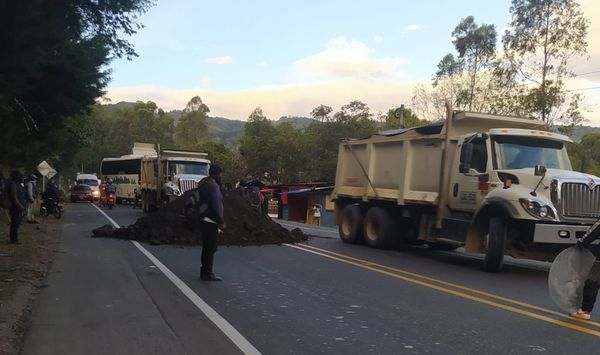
0 167 59 244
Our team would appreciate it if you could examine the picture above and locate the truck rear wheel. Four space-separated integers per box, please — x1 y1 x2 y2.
484 217 506 273
339 205 364 244
363 207 397 249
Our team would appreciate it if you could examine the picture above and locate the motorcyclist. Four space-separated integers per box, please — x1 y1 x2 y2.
44 182 59 201
104 179 117 206
42 182 60 212
105 178 117 195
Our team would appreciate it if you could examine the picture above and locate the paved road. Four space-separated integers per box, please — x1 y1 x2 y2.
23 203 600 354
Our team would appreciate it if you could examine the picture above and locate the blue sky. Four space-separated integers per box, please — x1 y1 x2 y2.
106 0 600 125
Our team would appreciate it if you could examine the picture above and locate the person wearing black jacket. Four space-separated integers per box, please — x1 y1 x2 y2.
198 164 226 281
8 170 26 244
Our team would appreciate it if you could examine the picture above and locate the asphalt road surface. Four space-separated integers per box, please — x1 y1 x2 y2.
22 202 600 355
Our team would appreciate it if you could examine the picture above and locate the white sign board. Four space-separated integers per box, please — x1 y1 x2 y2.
37 160 57 178
47 170 57 180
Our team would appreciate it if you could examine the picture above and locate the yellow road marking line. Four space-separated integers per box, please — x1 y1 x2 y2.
285 244 600 337
297 243 600 329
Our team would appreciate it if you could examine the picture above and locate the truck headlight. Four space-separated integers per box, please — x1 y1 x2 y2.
519 198 556 220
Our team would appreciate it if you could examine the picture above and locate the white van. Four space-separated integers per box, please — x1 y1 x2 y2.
76 173 101 200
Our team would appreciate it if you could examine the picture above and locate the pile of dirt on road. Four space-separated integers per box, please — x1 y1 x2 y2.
92 190 307 246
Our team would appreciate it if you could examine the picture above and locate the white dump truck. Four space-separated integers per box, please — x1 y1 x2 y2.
333 107 600 272
138 143 210 212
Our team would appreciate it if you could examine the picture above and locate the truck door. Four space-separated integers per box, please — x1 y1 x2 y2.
449 135 490 212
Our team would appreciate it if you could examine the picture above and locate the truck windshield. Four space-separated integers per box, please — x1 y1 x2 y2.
167 161 209 176
493 136 572 170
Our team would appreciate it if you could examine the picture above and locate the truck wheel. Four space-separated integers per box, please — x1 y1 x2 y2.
484 217 506 273
339 205 364 244
363 207 397 249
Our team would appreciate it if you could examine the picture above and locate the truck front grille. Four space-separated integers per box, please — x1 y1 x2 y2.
561 183 600 218
179 179 198 193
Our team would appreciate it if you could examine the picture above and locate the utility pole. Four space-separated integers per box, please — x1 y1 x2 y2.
394 104 405 128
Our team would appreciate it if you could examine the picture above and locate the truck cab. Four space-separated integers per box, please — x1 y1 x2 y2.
139 146 210 211
448 128 599 269
164 156 210 193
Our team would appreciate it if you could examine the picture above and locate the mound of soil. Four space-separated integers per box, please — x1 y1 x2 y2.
92 190 307 246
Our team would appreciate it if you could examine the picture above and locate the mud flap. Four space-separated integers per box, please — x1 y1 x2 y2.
548 246 596 313
465 225 484 253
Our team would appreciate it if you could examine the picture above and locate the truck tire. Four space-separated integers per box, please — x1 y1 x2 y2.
339 205 364 244
484 217 506 273
363 207 397 249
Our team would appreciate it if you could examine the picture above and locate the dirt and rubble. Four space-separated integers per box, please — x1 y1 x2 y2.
92 189 308 246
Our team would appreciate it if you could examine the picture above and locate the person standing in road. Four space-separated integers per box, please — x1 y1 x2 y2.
570 270 600 320
25 174 38 224
198 164 226 281
7 170 26 244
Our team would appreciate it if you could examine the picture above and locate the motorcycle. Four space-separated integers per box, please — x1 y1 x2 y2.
41 198 63 219
133 192 142 209
106 192 115 210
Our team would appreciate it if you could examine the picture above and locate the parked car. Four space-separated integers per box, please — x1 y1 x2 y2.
70 184 94 202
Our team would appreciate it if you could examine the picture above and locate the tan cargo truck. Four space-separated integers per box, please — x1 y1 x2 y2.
333 108 600 272
139 144 210 212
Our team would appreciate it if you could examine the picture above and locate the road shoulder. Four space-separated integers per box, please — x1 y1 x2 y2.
0 213 61 355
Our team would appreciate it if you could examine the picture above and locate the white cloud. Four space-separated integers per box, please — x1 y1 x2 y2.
374 34 384 43
106 78 415 121
403 24 426 34
292 37 407 79
106 75 600 126
205 56 233 65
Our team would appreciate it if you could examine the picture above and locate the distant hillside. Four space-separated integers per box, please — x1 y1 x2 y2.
161 108 314 147
572 125 600 142
102 101 137 111
205 116 314 147
277 116 314 128
207 117 245 148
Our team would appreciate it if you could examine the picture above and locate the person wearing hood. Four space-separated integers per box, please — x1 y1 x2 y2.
197 164 226 281
7 170 26 244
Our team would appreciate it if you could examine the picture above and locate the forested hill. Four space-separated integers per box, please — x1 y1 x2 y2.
102 101 599 144
572 126 600 142
101 102 315 147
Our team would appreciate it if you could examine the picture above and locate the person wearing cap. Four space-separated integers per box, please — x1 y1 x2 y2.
25 174 38 224
197 164 226 281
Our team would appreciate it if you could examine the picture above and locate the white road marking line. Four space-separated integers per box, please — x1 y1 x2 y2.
91 203 261 355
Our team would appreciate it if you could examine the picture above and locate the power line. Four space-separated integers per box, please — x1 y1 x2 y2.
566 86 600 92
574 70 600 77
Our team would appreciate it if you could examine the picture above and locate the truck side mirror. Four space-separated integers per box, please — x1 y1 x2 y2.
534 165 547 177
459 143 473 174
